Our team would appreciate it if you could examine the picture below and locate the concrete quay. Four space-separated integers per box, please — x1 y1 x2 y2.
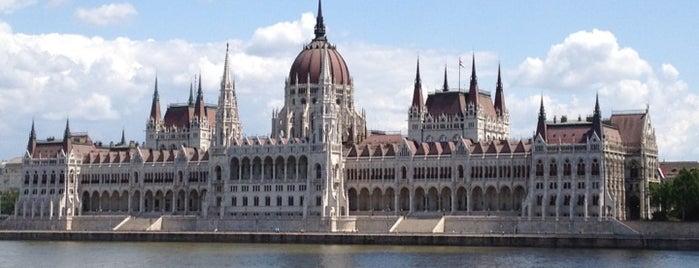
0 231 697 251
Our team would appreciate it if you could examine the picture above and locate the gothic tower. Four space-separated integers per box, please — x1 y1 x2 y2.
215 44 243 148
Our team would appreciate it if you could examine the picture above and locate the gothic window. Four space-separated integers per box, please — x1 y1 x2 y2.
401 166 407 179
577 159 586 176
315 164 322 179
536 160 544 177
563 159 571 176
458 165 464 179
215 166 222 181
591 159 600 175
549 159 558 177
549 195 557 206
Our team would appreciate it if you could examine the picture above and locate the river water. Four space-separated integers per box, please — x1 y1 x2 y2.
0 241 697 267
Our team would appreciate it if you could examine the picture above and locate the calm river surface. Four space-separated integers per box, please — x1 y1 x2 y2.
1 240 698 267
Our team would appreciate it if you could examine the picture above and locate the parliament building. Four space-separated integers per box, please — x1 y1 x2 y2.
13 1 660 232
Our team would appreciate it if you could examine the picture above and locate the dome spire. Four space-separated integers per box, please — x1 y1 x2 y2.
313 0 326 40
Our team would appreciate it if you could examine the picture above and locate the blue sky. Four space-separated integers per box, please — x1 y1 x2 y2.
0 0 697 161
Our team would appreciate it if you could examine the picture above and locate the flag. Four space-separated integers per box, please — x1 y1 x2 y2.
657 167 666 180
459 57 464 68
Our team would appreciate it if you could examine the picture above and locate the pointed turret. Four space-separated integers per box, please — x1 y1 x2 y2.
494 64 507 116
188 80 194 107
442 65 449 92
149 77 162 122
63 118 72 153
27 120 36 155
120 128 126 146
313 0 326 41
221 43 234 90
194 74 206 120
411 58 424 110
467 54 479 107
536 96 547 141
592 93 602 136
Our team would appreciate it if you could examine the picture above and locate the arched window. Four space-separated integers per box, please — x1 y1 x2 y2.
215 166 222 181
536 160 544 177
401 166 407 179
577 159 586 176
591 159 600 176
563 159 571 176
549 159 558 176
315 164 322 179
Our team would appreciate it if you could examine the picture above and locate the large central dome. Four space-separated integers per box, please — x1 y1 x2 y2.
287 1 350 85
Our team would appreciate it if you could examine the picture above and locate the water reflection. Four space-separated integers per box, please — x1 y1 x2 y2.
0 241 698 267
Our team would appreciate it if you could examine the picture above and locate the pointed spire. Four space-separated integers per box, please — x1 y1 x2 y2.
63 118 72 153
536 95 547 141
194 74 206 120
442 65 449 92
188 79 194 106
467 53 479 107
27 120 36 155
120 128 126 145
149 76 162 121
221 43 234 90
411 58 424 110
494 63 507 116
30 119 36 139
64 118 71 139
592 93 602 136
313 0 326 40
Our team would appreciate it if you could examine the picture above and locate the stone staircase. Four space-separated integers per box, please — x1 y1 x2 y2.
113 216 161 231
391 217 443 233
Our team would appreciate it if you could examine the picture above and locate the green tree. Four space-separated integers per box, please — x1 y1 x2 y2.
649 180 672 220
0 189 19 215
672 169 699 220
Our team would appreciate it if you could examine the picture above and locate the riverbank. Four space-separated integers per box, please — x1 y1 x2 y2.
0 230 697 251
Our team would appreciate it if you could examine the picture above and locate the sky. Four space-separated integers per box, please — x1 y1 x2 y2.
0 0 698 161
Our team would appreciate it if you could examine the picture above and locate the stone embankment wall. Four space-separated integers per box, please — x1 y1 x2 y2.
0 231 697 250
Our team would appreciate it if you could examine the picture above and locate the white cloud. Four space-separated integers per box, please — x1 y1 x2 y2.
0 20 11 33
0 0 35 13
74 3 137 26
510 29 699 161
245 12 315 57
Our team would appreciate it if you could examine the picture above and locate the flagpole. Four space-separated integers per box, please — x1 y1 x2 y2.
458 57 461 91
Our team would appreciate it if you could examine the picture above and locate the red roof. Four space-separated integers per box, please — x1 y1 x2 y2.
163 104 217 129
609 113 646 147
424 91 497 118
288 40 350 85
